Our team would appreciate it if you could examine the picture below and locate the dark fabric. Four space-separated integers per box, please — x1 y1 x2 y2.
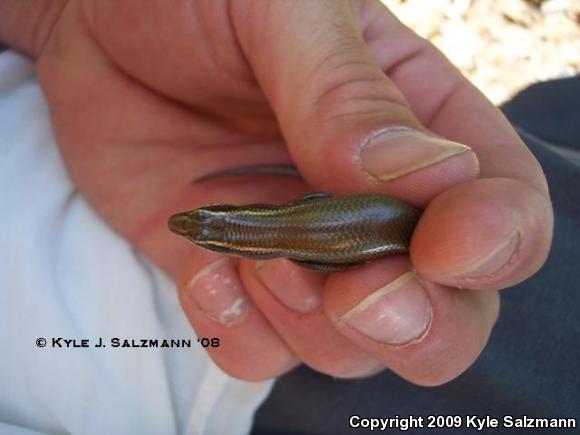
502 76 580 151
252 77 580 435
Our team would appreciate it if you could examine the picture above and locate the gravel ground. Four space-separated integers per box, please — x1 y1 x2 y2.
384 0 580 104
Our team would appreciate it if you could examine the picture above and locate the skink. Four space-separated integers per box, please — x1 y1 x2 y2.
168 165 421 271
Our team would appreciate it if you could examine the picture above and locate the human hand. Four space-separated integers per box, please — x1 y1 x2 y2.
22 0 552 382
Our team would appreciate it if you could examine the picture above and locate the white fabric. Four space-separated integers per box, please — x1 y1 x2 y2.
0 51 273 435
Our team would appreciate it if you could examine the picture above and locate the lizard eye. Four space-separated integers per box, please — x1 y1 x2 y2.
194 209 213 222
193 209 225 241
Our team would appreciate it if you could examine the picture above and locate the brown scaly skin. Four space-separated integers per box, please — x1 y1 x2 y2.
169 190 421 271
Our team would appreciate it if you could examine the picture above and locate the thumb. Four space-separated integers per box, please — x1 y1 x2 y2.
230 0 478 205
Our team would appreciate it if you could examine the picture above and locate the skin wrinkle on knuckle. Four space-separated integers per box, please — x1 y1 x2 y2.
423 77 466 128
306 34 397 94
380 42 436 80
314 79 410 125
311 58 407 119
314 65 382 104
304 49 413 127
323 104 410 124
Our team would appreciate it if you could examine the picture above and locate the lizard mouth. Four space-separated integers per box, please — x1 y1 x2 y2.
168 210 213 243
168 211 196 239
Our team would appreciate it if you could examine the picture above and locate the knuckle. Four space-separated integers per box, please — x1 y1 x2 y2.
309 51 407 122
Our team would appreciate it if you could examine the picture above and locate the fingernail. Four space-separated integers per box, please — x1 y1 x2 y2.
255 260 324 313
340 271 432 345
185 258 249 326
359 127 472 181
459 230 520 279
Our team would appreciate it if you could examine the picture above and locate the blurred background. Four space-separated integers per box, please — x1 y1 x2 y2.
383 0 580 104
